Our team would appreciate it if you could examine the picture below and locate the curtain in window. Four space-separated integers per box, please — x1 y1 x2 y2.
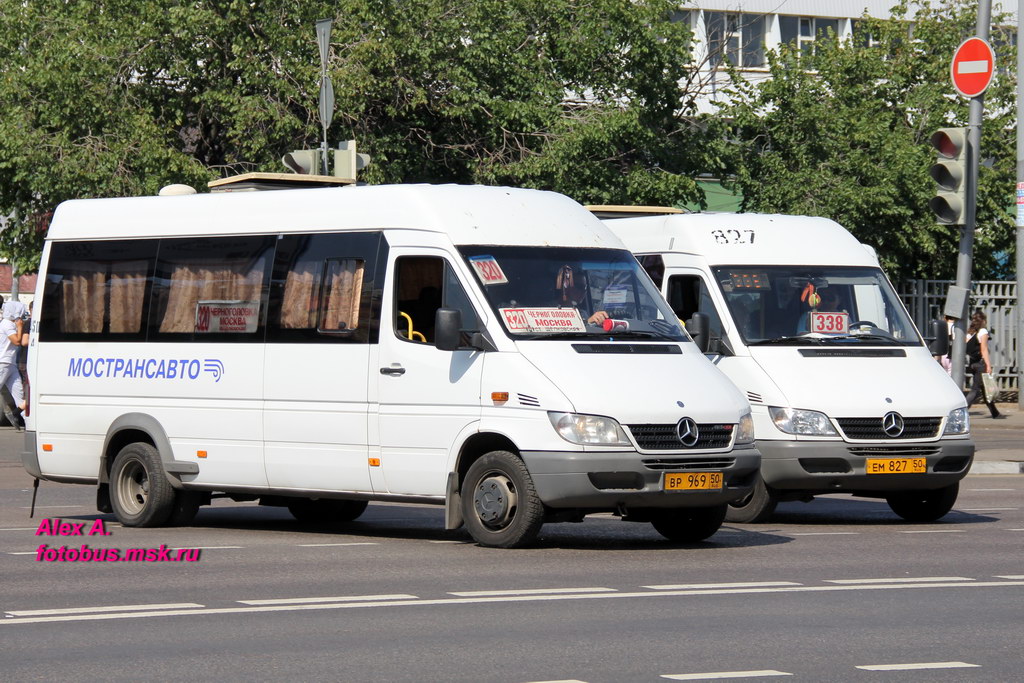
159 259 266 333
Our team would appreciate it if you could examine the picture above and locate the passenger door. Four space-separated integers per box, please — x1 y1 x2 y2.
263 232 385 493
373 249 484 496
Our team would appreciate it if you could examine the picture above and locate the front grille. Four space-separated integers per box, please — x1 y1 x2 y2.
848 446 942 457
836 417 941 440
626 423 734 451
640 457 736 471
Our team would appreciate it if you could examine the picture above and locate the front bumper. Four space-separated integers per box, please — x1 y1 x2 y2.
757 438 975 493
520 446 761 509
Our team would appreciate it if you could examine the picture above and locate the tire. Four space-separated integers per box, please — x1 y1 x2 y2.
650 504 727 542
109 443 176 527
725 475 779 523
461 451 544 548
287 498 369 524
886 483 959 522
166 490 203 526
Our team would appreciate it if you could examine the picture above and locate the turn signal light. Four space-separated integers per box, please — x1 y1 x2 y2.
491 392 509 402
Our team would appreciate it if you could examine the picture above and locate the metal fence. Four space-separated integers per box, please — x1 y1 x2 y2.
898 279 1018 399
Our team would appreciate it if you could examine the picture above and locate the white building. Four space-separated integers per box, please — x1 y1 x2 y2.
680 1 1017 113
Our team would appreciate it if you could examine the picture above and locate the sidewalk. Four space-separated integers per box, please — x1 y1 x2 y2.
967 401 1024 474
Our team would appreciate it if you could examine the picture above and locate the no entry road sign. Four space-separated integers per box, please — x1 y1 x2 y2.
951 37 995 98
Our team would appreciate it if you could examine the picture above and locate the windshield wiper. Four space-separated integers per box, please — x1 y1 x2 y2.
822 333 901 344
517 332 598 340
748 335 826 346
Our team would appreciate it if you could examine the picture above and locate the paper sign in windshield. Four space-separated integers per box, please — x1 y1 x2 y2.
469 255 508 285
196 300 260 333
602 284 632 305
500 307 586 333
809 311 848 335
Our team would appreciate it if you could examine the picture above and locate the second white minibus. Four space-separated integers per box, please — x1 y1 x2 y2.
23 184 760 547
598 208 974 523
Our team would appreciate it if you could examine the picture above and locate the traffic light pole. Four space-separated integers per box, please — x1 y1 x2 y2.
950 0 991 391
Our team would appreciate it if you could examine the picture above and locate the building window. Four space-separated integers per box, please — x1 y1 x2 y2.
780 16 839 56
706 12 766 68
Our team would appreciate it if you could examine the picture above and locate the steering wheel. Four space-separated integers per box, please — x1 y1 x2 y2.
848 320 878 329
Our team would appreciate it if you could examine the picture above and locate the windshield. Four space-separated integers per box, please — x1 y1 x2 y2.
712 265 922 346
459 246 688 341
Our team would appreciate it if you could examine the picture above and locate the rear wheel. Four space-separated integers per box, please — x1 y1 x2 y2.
461 451 544 548
885 483 959 522
725 475 778 523
650 504 727 542
109 443 175 527
287 498 369 524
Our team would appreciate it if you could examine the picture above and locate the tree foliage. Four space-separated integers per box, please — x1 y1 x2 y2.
0 0 713 273
718 0 1017 280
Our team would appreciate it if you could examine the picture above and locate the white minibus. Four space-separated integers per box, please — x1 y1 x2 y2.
597 208 974 523
22 185 760 547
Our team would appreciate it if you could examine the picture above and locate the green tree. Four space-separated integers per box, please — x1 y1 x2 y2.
0 1 714 274
719 0 1016 280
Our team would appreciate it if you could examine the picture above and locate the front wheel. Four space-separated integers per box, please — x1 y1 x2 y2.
725 475 778 523
461 451 544 548
885 483 959 522
109 443 176 527
650 504 727 542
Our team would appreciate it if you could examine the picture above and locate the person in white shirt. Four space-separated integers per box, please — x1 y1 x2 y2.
0 301 27 415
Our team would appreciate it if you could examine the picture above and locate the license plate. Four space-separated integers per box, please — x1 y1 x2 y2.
865 458 927 474
664 472 723 491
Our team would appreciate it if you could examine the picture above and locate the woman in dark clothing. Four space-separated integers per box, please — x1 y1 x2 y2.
964 309 1002 418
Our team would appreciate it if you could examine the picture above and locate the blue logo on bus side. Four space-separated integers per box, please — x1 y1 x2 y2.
67 357 225 383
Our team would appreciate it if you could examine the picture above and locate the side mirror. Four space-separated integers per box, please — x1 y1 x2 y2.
435 308 462 351
687 312 711 353
928 318 949 356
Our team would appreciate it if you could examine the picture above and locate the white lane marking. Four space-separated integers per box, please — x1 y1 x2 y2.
825 577 972 585
789 532 859 536
0 528 40 532
662 670 792 680
644 582 800 590
6 580 1023 626
428 540 467 544
898 529 965 534
449 587 616 597
8 552 42 555
297 542 379 547
956 60 990 75
856 661 979 671
239 594 416 606
1006 529 1024 532
168 546 243 550
996 575 1024 579
525 680 589 683
967 488 1014 491
6 603 203 617
959 507 1018 511
18 505 84 509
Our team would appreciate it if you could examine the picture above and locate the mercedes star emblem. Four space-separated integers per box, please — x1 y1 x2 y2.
676 417 700 447
882 411 905 438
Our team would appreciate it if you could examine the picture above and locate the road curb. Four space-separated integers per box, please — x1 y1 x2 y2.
969 461 1024 475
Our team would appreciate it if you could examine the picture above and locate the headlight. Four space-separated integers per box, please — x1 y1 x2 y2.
548 412 630 445
736 411 755 444
768 407 837 436
943 407 970 435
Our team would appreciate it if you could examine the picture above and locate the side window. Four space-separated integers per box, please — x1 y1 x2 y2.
268 232 385 343
149 236 274 341
40 240 157 342
667 275 724 339
638 254 665 290
394 256 479 345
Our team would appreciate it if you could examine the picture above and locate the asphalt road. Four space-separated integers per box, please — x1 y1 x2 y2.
1 426 1021 681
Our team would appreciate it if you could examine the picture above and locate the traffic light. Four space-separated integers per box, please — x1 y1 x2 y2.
281 149 322 175
928 128 968 225
333 140 371 181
